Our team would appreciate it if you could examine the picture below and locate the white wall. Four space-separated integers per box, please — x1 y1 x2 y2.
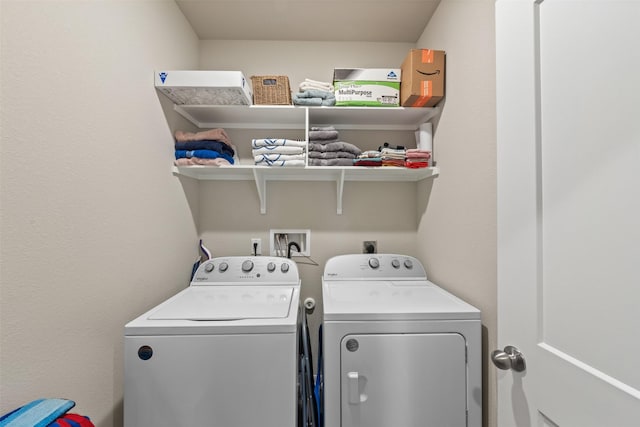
416 1 497 427
0 1 199 425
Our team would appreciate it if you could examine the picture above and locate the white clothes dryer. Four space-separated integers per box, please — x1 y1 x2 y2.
322 254 482 427
124 256 300 427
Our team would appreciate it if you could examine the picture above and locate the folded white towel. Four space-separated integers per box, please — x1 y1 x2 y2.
305 78 332 87
300 82 335 92
255 159 306 167
358 150 382 158
254 153 306 163
252 146 305 155
252 138 307 149
299 78 334 92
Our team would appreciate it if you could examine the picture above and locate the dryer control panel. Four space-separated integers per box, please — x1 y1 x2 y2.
192 256 299 285
323 254 427 281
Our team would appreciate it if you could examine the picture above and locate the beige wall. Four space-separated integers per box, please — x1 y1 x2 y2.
0 1 199 425
199 40 415 89
416 1 497 427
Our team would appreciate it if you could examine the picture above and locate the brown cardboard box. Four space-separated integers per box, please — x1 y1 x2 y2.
400 49 445 107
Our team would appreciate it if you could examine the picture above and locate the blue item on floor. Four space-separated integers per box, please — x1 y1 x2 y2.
0 398 75 427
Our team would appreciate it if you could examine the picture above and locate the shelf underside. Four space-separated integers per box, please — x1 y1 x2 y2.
173 165 439 215
173 165 439 181
174 105 439 130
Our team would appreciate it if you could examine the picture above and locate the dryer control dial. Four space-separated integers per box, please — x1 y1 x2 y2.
404 259 413 269
368 258 380 269
218 262 228 272
204 263 215 273
241 260 254 272
391 259 400 269
267 262 276 272
281 263 290 273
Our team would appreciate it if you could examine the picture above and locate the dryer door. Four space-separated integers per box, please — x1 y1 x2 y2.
340 333 467 427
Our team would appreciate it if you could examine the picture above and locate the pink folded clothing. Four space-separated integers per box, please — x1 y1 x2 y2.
174 157 231 166
406 149 431 159
175 128 231 146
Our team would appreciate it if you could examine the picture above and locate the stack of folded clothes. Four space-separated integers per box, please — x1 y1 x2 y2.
293 79 336 106
308 126 361 166
354 150 383 167
174 128 236 166
252 138 306 167
405 148 432 168
379 142 406 167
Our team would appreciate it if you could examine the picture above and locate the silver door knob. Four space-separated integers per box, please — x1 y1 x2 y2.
491 345 526 372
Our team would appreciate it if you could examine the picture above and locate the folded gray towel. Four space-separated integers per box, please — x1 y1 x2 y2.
309 129 339 141
308 151 356 159
293 95 336 106
309 141 362 156
308 138 339 145
296 89 335 99
310 126 336 131
294 97 323 106
309 158 355 167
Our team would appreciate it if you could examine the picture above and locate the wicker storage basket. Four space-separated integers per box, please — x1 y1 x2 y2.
251 75 292 105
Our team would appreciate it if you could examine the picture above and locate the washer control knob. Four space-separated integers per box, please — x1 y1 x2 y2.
404 259 413 269
242 260 254 272
204 263 214 273
391 259 400 269
281 263 290 273
368 258 380 269
267 262 276 272
219 262 228 272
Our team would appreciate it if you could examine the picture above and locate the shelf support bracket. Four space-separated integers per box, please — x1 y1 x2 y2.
253 169 267 214
336 169 345 215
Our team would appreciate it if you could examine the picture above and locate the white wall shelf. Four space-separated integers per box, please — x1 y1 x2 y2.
158 77 440 214
173 164 439 215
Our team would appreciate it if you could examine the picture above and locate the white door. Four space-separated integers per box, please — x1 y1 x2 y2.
496 0 640 426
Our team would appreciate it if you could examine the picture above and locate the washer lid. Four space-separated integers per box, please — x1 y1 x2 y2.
148 286 294 320
322 280 480 321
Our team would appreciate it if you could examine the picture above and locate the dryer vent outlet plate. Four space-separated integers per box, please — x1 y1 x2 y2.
363 241 377 254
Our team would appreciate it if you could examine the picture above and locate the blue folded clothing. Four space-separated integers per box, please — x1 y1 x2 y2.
175 149 234 165
174 140 234 157
0 398 75 427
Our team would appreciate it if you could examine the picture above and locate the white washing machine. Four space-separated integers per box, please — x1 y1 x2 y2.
124 256 300 427
322 254 482 427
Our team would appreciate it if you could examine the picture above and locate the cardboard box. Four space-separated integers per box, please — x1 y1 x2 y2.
400 49 445 107
154 70 253 105
333 68 401 107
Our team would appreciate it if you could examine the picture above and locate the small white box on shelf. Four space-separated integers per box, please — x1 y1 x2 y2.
155 70 253 105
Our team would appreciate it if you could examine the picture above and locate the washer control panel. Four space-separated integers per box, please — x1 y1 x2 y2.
192 256 299 284
323 254 426 281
